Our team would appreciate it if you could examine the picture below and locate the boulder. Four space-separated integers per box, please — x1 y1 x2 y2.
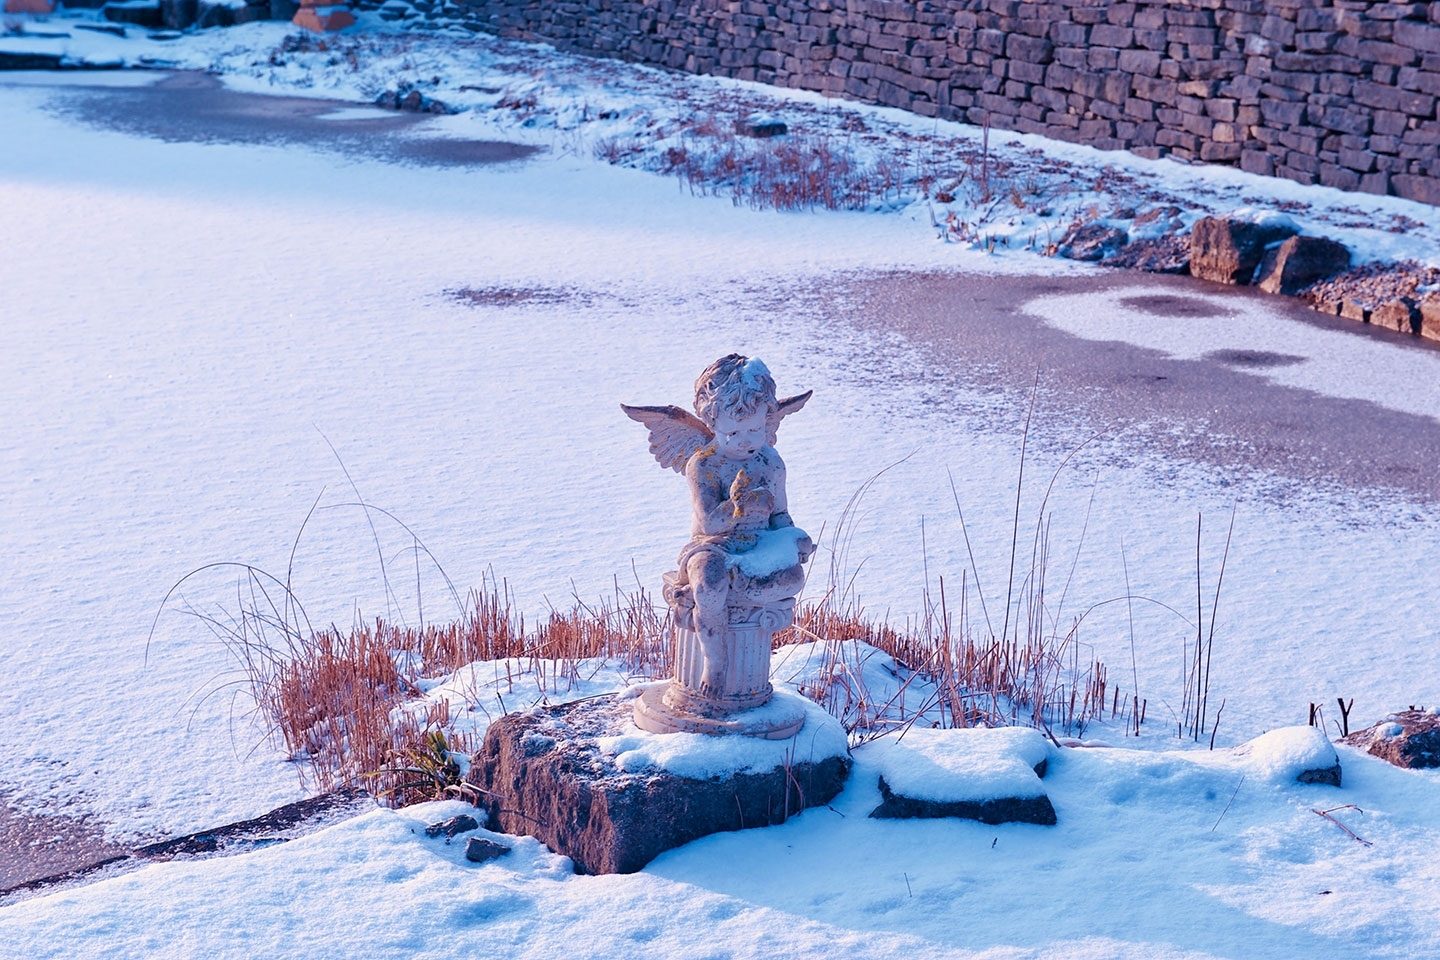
1058 223 1128 261
1102 233 1190 274
1189 215 1297 285
1254 235 1351 296
1419 295 1440 341
0 51 64 70
1341 709 1440 769
465 692 850 875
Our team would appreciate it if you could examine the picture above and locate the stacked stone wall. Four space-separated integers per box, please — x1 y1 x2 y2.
453 0 1440 205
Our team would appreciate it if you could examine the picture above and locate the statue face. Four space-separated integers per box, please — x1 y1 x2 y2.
713 407 768 460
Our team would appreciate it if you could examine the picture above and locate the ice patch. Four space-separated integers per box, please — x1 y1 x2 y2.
859 726 1050 803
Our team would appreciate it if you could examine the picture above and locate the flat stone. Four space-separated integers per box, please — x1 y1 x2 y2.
734 116 787 137
1421 295 1440 341
1189 215 1298 285
1254 235 1351 296
465 693 850 875
861 727 1057 826
1341 709 1440 769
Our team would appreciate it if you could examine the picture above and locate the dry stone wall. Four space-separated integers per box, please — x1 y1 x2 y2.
453 0 1440 205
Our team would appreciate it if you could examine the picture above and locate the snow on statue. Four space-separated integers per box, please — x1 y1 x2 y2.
622 354 814 738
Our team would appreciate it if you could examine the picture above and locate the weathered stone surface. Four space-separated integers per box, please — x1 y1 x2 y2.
870 775 1057 824
1341 709 1440 768
196 0 235 27
1370 298 1421 333
1103 233 1191 273
1058 223 1128 261
464 837 512 863
1420 294 1440 340
1296 762 1343 786
466 695 851 875
1189 215 1298 284
1255 235 1351 295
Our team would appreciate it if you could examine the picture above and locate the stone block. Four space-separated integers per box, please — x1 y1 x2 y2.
1421 294 1440 339
1254 235 1351 295
1371 298 1422 333
862 728 1057 826
466 693 850 875
1396 19 1440 55
1190 215 1298 285
1394 173 1440 204
103 0 163 26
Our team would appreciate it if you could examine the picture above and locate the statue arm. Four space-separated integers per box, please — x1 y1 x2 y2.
766 452 791 530
687 455 735 536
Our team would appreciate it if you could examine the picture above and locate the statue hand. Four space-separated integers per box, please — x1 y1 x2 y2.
796 535 814 563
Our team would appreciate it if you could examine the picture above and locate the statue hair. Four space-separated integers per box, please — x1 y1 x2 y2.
693 354 778 427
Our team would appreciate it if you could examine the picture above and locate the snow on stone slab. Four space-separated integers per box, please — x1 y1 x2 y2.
1228 725 1341 784
859 726 1051 803
597 686 849 779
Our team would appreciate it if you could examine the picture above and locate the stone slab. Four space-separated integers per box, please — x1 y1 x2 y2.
466 694 851 874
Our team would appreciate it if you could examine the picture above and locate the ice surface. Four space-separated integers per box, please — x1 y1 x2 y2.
860 726 1050 802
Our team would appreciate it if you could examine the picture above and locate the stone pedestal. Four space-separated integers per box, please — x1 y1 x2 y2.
292 0 353 31
466 695 850 875
632 573 805 740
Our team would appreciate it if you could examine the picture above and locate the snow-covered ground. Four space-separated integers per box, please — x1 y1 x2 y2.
2 15 1440 958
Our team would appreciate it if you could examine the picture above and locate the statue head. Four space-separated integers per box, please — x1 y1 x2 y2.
693 354 778 430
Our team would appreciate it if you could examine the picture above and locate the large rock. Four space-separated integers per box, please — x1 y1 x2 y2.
1232 726 1341 786
1419 295 1440 341
1341 709 1440 769
1189 215 1298 285
466 691 851 875
1254 235 1351 296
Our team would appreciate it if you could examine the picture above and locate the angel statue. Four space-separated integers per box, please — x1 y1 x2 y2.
623 355 814 735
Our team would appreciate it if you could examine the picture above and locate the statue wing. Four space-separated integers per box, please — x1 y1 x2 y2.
621 404 714 473
766 390 813 446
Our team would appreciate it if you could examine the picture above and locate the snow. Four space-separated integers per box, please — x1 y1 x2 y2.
599 687 849 778
730 524 809 578
2 12 1440 959
860 726 1051 803
1226 726 1340 784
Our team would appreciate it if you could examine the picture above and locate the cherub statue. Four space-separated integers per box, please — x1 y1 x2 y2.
623 355 813 698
